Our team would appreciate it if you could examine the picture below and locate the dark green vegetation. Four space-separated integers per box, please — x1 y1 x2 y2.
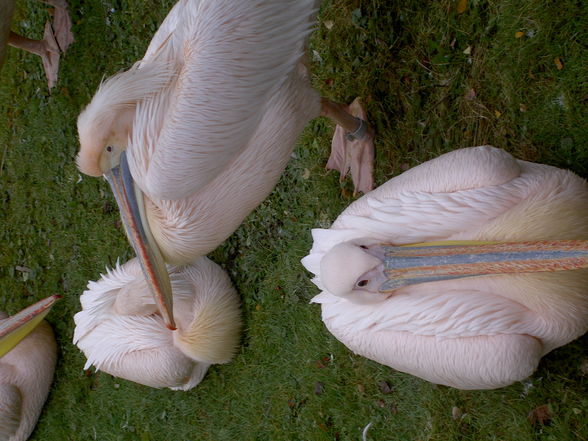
1 0 587 439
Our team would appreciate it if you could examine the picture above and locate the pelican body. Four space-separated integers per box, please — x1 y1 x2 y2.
1 296 59 441
76 0 374 328
73 257 241 390
302 146 588 390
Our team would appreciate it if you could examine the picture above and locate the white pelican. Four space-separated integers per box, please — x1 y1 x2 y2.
302 146 588 390
1 0 74 88
73 256 241 390
76 0 374 329
1 295 59 441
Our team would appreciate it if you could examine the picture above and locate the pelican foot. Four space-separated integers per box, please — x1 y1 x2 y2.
40 21 61 89
47 0 74 52
326 97 375 195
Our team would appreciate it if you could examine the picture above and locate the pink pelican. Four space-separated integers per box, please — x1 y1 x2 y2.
0 295 59 441
73 257 241 390
302 146 588 390
76 0 374 329
1 0 74 88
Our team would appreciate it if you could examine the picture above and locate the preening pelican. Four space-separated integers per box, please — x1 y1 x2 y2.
302 146 588 390
76 0 374 329
1 295 59 441
1 0 73 88
73 257 241 390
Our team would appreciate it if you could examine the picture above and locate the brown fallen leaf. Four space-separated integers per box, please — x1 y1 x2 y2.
515 31 525 38
456 0 467 14
528 404 552 425
377 380 393 394
464 88 476 101
554 57 564 70
314 381 325 395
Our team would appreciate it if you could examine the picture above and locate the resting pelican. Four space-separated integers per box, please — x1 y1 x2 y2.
1 0 74 88
73 257 241 390
1 295 59 441
76 0 374 329
302 146 588 390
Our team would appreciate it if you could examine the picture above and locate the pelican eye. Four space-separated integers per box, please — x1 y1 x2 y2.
106 146 113 152
357 280 369 287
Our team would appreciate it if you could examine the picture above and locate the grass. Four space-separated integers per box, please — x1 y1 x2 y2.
1 0 587 440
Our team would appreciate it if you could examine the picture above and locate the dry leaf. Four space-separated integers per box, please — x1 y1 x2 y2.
463 45 472 55
456 0 467 14
554 57 564 70
515 31 525 38
452 406 463 420
464 88 476 101
528 404 552 425
494 110 502 118
314 381 325 395
377 380 393 394
324 20 334 30
519 103 527 112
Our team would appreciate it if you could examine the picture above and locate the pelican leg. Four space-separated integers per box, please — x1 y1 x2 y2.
321 97 375 194
8 23 60 88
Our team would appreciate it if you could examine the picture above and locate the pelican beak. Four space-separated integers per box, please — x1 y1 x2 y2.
356 240 588 292
0 295 61 358
104 151 176 330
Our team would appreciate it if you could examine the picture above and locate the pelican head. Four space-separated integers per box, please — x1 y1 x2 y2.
320 241 387 304
76 62 177 329
319 240 588 304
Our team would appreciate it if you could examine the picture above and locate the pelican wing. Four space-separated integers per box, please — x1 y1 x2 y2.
133 0 318 200
0 383 22 439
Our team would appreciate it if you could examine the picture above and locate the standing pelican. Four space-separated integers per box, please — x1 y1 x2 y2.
1 295 59 441
73 257 241 390
76 0 374 329
302 146 588 390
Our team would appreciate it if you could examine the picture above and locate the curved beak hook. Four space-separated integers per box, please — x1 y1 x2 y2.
104 151 176 330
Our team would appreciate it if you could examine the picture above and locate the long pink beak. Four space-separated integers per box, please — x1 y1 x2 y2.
104 151 176 330
0 295 61 357
357 240 588 292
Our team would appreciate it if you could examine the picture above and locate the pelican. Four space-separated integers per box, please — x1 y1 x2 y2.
1 0 74 88
1 295 59 441
73 256 241 390
76 0 374 329
302 146 588 390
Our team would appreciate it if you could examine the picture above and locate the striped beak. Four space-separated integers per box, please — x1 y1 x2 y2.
104 151 176 330
0 295 60 358
355 240 588 293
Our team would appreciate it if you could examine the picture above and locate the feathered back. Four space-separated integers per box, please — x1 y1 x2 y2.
74 257 241 390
